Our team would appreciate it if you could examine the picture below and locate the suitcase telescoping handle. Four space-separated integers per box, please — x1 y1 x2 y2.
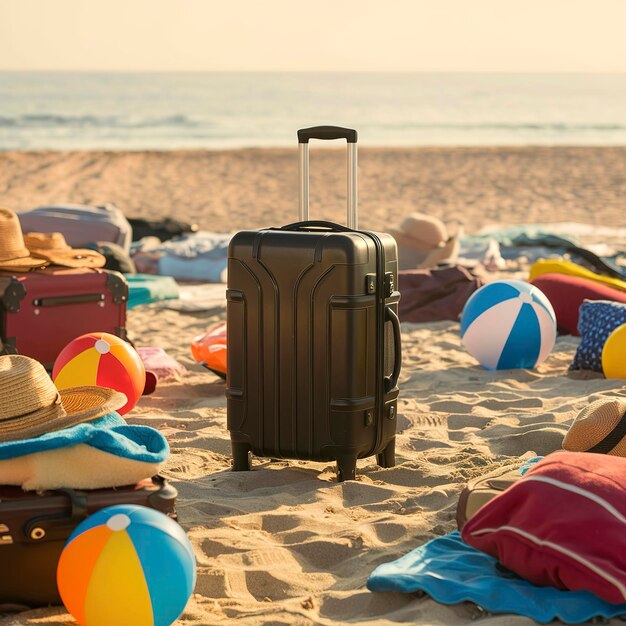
297 125 358 229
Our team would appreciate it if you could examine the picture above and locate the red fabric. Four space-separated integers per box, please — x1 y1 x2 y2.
398 265 484 323
462 451 626 604
531 273 626 336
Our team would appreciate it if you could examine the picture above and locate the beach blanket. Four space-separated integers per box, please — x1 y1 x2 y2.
153 283 227 314
127 274 180 308
0 413 169 490
132 231 231 282
367 531 626 624
463 224 626 274
478 223 626 246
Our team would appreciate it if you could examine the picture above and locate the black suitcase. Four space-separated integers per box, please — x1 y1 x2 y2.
226 126 401 481
0 476 177 608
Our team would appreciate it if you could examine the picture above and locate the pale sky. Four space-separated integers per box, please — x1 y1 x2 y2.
2 0 626 72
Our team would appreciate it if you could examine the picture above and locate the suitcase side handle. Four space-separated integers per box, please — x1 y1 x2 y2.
385 305 402 393
298 125 358 229
277 220 353 233
32 293 104 307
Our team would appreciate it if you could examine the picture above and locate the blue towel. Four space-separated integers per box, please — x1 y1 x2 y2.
0 413 169 463
367 531 626 624
127 274 180 309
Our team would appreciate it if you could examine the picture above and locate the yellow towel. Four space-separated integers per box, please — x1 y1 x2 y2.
0 444 162 491
529 259 626 293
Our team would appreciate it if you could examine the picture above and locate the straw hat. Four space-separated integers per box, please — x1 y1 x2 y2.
0 355 127 443
563 397 626 456
0 208 48 271
388 213 460 270
24 232 106 269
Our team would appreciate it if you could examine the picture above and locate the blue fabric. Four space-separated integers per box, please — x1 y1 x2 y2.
462 226 580 248
0 413 169 463
127 274 180 309
367 531 626 624
520 456 543 474
570 300 626 372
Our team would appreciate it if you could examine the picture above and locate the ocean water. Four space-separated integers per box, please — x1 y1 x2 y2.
1 72 626 150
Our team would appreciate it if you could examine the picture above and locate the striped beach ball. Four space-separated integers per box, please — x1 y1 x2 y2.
57 505 196 626
53 332 145 415
461 280 556 370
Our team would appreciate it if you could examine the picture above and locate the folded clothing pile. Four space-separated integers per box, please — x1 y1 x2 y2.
0 354 168 491
132 231 231 283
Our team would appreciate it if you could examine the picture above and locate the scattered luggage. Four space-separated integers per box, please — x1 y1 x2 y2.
87 240 137 274
0 476 177 607
456 463 522 530
226 126 401 481
0 268 129 369
18 204 133 253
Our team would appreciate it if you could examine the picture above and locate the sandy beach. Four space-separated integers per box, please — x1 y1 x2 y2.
1 147 626 626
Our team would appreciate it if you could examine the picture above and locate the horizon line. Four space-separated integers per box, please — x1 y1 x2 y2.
2 69 626 75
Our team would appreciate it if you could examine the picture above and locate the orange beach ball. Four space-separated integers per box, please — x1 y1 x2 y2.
53 332 145 415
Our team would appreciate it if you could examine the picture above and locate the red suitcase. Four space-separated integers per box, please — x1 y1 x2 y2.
0 267 128 369
0 476 177 608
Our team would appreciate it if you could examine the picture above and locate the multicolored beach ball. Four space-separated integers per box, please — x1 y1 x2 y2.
53 332 145 414
461 279 556 370
57 505 196 626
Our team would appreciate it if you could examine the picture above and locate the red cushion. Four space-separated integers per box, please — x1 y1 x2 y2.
462 451 626 604
531 273 626 336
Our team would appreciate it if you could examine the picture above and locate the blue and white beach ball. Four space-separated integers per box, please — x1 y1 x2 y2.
461 280 556 370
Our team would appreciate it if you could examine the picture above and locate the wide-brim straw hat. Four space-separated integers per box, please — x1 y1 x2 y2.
0 355 127 443
0 208 48 270
563 397 626 456
24 232 106 269
388 213 460 270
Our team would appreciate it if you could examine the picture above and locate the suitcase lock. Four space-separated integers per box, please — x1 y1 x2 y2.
24 489 89 543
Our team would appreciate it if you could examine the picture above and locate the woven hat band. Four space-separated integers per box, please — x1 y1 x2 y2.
564 398 626 456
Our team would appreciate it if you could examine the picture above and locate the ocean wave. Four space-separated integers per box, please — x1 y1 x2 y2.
376 122 626 132
3 116 623 133
0 113 201 129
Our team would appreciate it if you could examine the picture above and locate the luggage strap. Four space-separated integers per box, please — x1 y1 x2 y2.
24 489 89 543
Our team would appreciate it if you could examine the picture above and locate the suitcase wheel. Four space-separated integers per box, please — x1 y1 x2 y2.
232 442 252 471
376 438 396 469
336 455 357 482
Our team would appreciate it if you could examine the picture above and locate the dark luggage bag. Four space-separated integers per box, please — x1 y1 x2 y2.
0 267 128 369
456 464 522 530
226 126 401 481
0 476 177 608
